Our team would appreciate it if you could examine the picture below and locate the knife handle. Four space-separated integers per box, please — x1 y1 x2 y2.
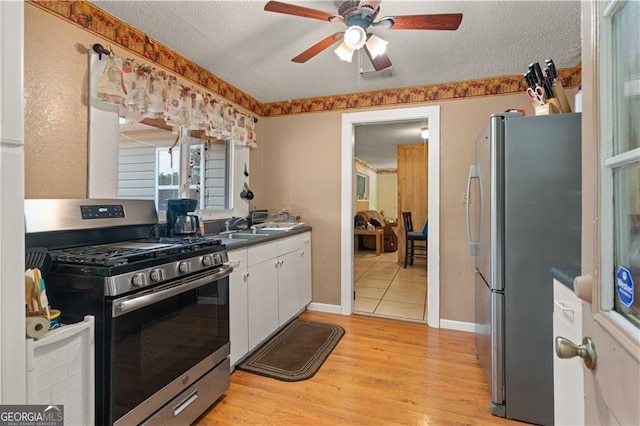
546 59 558 83
541 80 554 99
524 72 535 89
533 62 546 85
528 63 537 82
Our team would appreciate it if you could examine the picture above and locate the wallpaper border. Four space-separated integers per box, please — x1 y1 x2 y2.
29 0 582 118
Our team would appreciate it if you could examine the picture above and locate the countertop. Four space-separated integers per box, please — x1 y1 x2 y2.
208 225 312 251
551 266 581 291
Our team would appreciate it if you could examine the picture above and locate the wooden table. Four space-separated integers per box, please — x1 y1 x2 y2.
354 228 385 255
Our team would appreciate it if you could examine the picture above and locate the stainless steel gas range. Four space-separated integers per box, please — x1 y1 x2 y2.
25 199 232 425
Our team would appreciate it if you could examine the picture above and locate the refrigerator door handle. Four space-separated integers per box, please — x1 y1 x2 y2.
466 164 482 256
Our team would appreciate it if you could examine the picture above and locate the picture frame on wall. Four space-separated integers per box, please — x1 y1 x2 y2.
356 172 369 201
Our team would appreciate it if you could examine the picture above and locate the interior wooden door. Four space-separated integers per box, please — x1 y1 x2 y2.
397 144 428 264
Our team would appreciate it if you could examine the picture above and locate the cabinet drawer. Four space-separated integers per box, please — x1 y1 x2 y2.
278 232 310 255
299 232 311 247
553 279 582 331
278 235 301 255
227 248 247 270
248 241 277 266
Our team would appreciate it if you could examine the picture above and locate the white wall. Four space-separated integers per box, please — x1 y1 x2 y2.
376 173 398 220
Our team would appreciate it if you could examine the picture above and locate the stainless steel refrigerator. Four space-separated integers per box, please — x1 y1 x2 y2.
465 112 581 425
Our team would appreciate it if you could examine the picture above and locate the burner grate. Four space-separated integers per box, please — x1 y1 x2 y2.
49 238 223 267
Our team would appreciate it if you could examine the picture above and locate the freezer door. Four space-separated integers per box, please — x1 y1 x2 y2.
473 268 505 411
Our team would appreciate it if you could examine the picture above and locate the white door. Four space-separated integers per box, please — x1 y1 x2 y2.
568 2 640 425
0 0 27 403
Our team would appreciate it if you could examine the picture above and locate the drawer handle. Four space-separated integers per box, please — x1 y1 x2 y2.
554 301 575 313
173 390 198 416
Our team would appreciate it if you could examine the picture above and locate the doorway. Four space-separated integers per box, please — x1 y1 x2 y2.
340 106 440 328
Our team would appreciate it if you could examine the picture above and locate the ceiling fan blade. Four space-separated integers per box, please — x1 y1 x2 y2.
363 45 392 71
379 13 463 30
292 32 344 63
264 1 343 23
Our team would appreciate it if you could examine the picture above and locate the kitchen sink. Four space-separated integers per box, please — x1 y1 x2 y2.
244 229 273 235
234 232 270 238
215 237 248 245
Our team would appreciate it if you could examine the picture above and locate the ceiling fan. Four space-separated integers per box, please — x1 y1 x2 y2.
264 0 463 71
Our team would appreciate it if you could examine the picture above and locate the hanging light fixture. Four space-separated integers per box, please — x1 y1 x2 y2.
334 42 355 62
335 26 387 63
343 25 367 49
365 34 388 59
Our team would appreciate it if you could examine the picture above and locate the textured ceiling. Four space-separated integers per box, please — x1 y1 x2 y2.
355 119 428 169
91 0 582 169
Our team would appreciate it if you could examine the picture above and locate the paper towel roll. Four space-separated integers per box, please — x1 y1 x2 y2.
26 316 50 339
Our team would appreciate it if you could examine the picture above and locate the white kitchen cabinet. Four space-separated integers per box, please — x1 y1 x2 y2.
227 248 248 367
277 232 313 325
229 231 313 362
247 241 279 351
277 249 301 326
552 278 584 426
299 233 312 309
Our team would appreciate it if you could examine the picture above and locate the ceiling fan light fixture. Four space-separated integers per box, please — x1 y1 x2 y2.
334 42 355 62
365 34 387 59
343 25 367 49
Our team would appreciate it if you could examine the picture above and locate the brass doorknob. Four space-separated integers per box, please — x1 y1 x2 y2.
555 336 597 370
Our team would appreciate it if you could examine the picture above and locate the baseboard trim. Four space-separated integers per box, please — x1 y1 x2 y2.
307 302 343 315
440 319 475 333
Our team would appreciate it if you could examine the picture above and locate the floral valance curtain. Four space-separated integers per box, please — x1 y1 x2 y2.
96 51 257 148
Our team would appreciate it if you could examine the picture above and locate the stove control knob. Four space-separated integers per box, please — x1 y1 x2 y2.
178 261 189 274
149 268 164 282
132 273 146 287
202 255 212 267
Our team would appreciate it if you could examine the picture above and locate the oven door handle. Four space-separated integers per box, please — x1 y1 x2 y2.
112 266 232 317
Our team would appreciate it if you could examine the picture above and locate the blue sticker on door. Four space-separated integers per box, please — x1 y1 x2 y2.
616 266 635 308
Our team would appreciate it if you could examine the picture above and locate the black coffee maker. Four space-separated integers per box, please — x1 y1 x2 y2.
166 198 200 237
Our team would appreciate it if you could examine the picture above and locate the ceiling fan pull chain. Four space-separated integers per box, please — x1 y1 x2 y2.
357 49 362 87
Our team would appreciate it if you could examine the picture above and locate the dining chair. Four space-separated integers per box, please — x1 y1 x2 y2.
401 212 427 268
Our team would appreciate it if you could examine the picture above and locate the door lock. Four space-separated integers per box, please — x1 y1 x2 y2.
555 336 597 370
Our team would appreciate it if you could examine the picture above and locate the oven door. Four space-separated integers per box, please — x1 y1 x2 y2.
107 266 231 425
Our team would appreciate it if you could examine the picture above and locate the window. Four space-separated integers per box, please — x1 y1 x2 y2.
156 146 181 211
118 121 231 213
601 0 640 328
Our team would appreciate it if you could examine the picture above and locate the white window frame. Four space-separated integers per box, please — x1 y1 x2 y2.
596 0 640 344
155 146 181 212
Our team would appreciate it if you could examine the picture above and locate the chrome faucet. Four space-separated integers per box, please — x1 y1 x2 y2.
221 216 248 234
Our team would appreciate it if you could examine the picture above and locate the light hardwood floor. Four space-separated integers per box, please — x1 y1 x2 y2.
197 311 527 425
354 247 427 322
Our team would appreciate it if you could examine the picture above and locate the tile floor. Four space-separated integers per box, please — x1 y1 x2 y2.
353 247 427 323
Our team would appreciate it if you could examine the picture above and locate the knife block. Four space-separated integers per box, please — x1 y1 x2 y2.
552 84 572 113
534 99 561 115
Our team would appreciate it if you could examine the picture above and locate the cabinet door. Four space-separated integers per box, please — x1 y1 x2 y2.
299 234 312 308
228 249 248 367
277 250 301 326
247 259 278 350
